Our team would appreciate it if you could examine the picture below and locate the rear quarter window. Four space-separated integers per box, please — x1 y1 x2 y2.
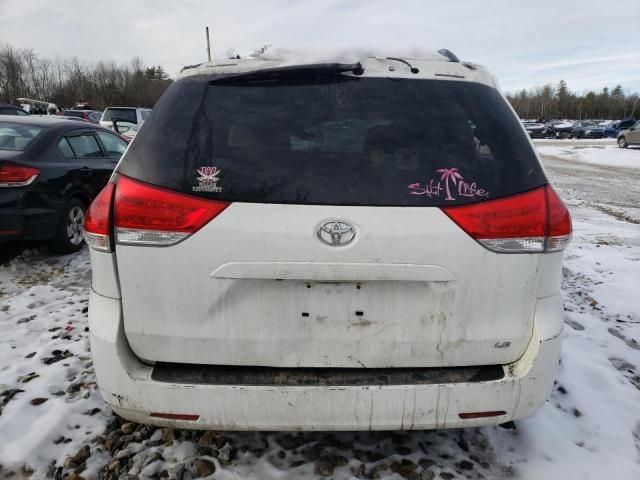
58 137 75 158
118 75 547 206
97 131 127 157
67 134 104 158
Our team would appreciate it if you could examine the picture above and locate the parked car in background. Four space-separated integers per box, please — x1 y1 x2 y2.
121 120 143 143
601 121 619 138
617 116 637 131
617 120 640 148
523 121 550 139
57 115 90 122
111 120 137 137
87 54 570 431
551 121 576 139
602 117 636 139
15 97 58 115
59 109 102 124
73 101 94 110
0 104 30 116
572 121 604 139
99 107 151 131
0 116 128 252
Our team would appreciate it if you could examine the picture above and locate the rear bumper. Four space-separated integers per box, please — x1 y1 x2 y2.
89 290 562 430
0 203 59 242
527 131 548 139
554 130 572 138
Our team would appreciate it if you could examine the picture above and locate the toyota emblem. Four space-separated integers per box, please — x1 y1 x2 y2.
317 221 356 246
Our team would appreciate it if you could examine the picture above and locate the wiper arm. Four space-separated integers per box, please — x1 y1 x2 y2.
208 62 364 85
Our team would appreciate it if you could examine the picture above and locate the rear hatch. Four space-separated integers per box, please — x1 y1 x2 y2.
113 65 552 368
100 107 137 129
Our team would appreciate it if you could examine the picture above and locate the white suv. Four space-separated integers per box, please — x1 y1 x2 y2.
99 106 151 131
86 52 571 430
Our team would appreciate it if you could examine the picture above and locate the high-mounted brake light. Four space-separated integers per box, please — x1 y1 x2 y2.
85 182 116 252
0 162 40 187
442 185 571 253
114 176 230 246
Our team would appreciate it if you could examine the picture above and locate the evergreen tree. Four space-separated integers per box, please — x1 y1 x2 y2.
557 80 569 117
557 80 568 98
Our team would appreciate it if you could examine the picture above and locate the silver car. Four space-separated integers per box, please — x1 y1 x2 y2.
618 120 640 148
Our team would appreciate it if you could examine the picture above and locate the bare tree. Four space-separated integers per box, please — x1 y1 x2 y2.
0 44 173 109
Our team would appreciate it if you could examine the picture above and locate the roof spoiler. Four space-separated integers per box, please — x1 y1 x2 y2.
208 63 364 85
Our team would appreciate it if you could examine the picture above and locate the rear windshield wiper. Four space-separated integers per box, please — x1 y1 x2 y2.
208 62 364 85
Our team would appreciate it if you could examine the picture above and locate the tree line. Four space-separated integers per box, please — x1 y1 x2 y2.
507 80 639 121
0 44 171 110
1 44 638 121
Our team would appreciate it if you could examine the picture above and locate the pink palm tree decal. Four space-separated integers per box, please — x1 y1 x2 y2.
436 168 463 201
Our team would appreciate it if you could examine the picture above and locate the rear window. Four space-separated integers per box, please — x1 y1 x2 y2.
118 74 546 206
0 107 28 116
0 122 44 150
102 108 137 123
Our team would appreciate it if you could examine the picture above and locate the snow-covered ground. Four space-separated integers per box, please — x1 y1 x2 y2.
0 145 639 479
534 139 640 170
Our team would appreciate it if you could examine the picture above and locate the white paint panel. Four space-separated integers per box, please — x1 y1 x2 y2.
116 204 553 367
89 290 561 430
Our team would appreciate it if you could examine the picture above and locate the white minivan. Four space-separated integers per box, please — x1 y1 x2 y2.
86 52 571 430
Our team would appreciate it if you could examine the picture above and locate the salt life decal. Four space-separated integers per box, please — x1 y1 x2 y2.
408 167 489 200
193 166 222 193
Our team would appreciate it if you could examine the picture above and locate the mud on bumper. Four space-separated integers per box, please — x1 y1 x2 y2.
89 290 562 431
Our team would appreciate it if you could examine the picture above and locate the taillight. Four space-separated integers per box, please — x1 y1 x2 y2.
85 182 116 252
545 185 573 252
114 175 230 246
442 185 571 253
0 162 40 187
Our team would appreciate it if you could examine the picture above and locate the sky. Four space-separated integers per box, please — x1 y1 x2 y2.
1 0 639 94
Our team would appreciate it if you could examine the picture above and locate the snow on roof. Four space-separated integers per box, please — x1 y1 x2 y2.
178 47 497 88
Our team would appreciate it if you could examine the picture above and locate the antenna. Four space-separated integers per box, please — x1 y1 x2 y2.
205 26 212 62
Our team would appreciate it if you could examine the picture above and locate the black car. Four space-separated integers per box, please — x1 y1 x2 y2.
0 116 127 252
617 116 637 131
0 104 30 116
523 121 550 139
551 121 577 139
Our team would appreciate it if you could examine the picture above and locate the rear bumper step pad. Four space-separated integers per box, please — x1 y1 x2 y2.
151 363 504 386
